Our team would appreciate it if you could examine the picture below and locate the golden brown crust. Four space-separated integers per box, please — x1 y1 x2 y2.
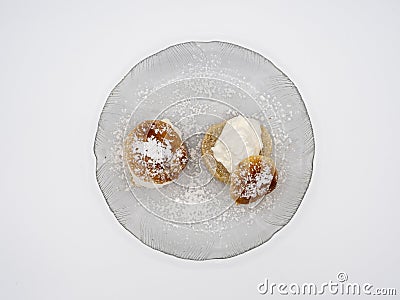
230 155 278 204
201 120 274 184
124 120 188 185
200 121 231 184
260 125 273 157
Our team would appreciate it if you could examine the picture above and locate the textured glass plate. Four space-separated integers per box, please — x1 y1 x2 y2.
94 41 314 260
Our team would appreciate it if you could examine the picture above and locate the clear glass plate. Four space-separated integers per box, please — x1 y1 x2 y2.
94 41 315 260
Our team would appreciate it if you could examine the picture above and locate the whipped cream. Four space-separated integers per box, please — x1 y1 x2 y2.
211 116 263 172
132 118 181 188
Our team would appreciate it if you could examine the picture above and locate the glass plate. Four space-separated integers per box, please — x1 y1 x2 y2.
94 41 314 260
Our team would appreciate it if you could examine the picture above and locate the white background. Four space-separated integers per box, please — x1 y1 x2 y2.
1 0 399 299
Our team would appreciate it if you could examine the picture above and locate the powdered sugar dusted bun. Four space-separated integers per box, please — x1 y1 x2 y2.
230 155 278 204
124 120 188 187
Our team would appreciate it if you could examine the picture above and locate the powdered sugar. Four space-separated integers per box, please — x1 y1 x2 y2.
132 135 173 165
235 165 273 199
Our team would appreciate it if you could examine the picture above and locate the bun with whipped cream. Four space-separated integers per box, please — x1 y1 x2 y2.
201 115 277 203
201 116 273 184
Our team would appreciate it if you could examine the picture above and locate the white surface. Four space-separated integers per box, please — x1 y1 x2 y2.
1 0 399 299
